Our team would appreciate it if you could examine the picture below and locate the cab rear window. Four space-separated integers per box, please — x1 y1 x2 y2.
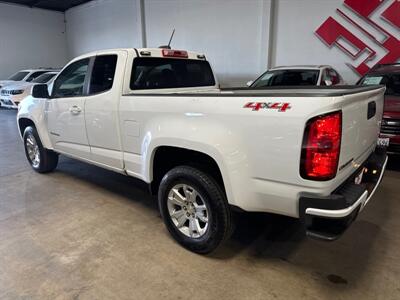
130 57 215 90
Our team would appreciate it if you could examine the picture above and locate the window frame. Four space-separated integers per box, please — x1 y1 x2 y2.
50 54 119 99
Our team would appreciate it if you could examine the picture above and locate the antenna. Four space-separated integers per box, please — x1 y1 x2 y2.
159 29 175 49
167 29 175 48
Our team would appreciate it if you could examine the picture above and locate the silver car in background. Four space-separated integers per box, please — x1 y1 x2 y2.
247 65 346 87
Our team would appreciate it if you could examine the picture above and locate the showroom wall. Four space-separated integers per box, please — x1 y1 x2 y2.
65 0 142 58
272 0 400 84
65 0 272 87
272 0 349 79
23 0 396 87
145 0 272 86
0 3 68 79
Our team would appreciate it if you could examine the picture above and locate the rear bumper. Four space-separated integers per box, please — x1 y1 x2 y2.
299 149 388 241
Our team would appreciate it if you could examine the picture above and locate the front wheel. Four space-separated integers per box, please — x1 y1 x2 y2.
23 126 58 173
158 166 233 254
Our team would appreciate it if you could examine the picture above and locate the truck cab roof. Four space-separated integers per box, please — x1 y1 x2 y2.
73 48 206 61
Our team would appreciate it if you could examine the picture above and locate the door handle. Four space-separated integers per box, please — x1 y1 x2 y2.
69 105 82 115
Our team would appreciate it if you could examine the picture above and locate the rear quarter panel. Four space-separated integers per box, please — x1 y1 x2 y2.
119 93 370 217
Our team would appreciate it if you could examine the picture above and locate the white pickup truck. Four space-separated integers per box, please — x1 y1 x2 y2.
17 48 388 253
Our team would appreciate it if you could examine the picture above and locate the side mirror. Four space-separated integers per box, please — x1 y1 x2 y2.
246 81 253 87
32 84 49 98
324 80 333 86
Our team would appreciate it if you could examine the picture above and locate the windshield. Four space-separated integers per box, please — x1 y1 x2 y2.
8 71 29 81
32 73 57 84
359 73 400 96
252 69 320 87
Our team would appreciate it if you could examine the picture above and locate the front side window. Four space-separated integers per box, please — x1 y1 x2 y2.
131 58 215 90
26 71 47 82
52 59 90 98
89 55 117 95
8 71 29 81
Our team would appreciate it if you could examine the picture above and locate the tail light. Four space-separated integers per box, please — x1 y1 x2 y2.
300 111 342 181
162 49 188 58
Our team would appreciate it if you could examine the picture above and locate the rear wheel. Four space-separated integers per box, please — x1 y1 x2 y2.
23 126 58 173
158 166 232 254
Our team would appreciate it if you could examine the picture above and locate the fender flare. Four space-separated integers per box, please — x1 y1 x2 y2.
17 115 53 150
144 139 236 205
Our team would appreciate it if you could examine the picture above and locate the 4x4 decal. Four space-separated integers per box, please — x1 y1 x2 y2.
244 102 291 112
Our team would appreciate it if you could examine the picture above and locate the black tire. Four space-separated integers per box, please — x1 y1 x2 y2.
158 166 232 254
23 126 58 173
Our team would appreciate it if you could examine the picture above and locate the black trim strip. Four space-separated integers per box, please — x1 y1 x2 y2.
122 85 384 98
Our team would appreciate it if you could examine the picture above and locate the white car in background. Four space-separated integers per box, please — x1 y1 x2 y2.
248 65 345 87
0 69 56 89
0 71 59 109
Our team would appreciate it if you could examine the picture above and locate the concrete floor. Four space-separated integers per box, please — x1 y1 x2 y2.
0 109 399 300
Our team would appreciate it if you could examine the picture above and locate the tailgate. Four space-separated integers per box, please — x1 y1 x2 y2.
337 87 385 175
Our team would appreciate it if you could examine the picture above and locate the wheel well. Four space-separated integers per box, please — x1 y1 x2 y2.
151 146 225 195
18 118 35 137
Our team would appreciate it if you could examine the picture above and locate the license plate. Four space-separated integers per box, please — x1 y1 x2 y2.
377 137 389 147
354 168 366 185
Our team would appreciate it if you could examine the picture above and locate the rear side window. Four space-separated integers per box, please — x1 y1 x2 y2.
89 55 117 95
130 57 215 90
